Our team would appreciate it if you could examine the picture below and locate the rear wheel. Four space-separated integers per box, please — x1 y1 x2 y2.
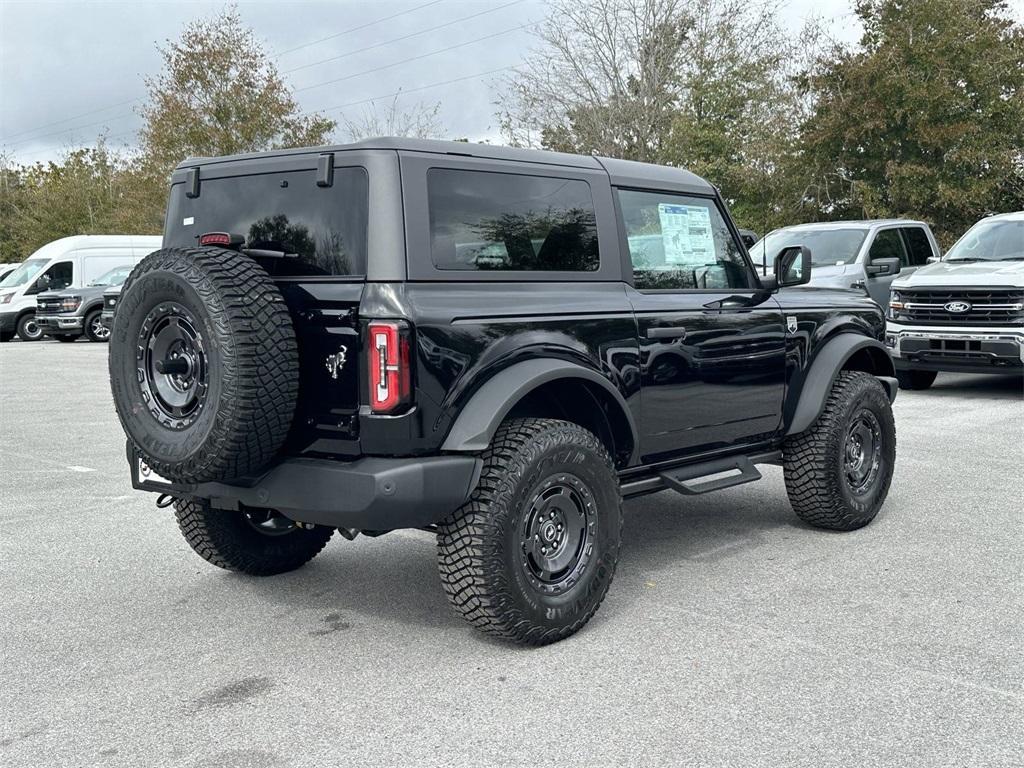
16 313 43 342
783 371 896 531
896 369 937 390
84 309 109 342
174 498 334 576
437 418 622 646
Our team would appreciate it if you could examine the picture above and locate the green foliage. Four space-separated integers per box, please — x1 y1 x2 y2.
794 0 1024 243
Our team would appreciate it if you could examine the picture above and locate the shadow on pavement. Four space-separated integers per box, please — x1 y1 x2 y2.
905 372 1023 400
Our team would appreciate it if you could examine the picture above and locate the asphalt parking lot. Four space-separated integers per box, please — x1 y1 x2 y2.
1 340 1021 768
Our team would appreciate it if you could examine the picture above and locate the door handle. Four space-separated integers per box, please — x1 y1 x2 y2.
646 326 687 340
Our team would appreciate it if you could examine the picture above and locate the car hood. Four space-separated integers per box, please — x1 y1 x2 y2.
807 263 851 281
102 285 123 299
39 285 111 301
893 260 1024 288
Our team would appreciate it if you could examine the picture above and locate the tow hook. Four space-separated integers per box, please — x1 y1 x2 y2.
155 493 176 509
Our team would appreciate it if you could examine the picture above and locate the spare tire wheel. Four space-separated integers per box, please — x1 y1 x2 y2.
109 246 299 484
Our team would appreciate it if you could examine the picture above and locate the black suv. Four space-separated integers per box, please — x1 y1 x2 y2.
109 139 898 645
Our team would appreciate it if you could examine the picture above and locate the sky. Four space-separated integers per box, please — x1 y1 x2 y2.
0 0 1010 165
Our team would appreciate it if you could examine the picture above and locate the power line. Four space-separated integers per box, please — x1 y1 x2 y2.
1 0 446 147
294 23 531 94
283 0 524 75
323 65 518 112
5 111 140 149
273 0 446 58
0 96 143 144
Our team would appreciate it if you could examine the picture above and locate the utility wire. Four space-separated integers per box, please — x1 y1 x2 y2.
273 0 446 58
294 23 530 94
284 0 523 75
2 0 446 146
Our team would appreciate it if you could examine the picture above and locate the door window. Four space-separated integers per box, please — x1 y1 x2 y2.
616 190 753 290
901 227 933 266
27 261 73 294
869 229 908 266
427 168 600 272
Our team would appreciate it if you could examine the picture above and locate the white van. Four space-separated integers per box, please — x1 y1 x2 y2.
0 235 162 342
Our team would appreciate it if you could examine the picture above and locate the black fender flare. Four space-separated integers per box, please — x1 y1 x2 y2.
440 358 639 463
786 334 897 436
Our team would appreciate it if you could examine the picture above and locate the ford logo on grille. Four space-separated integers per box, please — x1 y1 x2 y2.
944 301 972 313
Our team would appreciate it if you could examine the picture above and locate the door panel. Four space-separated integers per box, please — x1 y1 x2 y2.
865 229 906 305
628 289 786 462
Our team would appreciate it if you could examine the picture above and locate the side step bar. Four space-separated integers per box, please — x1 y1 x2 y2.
659 456 761 495
620 450 781 499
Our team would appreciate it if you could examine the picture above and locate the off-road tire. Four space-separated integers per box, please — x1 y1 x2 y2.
16 313 42 342
174 498 333 576
84 309 107 342
109 246 298 484
896 369 937 390
783 371 895 531
437 418 622 646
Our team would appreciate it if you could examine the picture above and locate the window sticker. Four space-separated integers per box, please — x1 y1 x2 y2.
657 203 714 265
183 216 194 226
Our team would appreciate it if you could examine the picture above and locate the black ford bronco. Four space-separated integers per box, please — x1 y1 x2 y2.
109 139 898 646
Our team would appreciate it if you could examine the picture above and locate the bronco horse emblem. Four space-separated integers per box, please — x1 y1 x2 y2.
325 346 348 379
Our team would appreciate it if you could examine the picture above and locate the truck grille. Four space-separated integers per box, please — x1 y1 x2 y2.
36 297 64 316
898 288 1024 327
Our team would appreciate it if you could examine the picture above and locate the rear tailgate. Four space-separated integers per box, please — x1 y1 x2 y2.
162 156 370 457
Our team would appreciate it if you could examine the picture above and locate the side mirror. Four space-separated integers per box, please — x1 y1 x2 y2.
866 256 901 277
740 233 757 249
926 255 941 264
773 246 812 288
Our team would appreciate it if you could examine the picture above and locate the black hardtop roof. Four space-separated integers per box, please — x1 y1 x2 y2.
176 137 716 195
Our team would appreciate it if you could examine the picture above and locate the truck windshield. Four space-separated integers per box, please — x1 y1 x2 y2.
89 265 134 287
0 258 48 289
750 228 868 267
945 219 1024 261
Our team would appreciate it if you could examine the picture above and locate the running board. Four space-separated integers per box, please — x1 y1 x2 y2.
658 456 762 496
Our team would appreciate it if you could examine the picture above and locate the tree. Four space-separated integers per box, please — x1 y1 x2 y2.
497 0 808 232
498 0 688 163
134 4 335 226
0 141 153 262
342 95 444 141
798 0 1024 243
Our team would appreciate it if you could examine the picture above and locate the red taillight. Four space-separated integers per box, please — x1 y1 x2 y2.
367 321 412 414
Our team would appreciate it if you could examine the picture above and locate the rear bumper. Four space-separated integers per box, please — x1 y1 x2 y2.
130 445 482 530
885 323 1024 374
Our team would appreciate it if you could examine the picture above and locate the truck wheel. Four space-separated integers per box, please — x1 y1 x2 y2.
896 369 936 390
174 498 333 576
437 418 622 646
16 313 43 342
109 247 298 484
783 371 895 531
84 309 109 342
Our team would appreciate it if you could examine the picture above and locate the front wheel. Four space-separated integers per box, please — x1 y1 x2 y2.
16 313 43 342
84 309 109 342
783 371 896 531
896 369 936 390
174 498 334 576
437 418 622 646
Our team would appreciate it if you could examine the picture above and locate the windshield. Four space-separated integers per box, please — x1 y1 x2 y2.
89 265 134 287
750 228 868 267
945 218 1024 261
0 258 49 289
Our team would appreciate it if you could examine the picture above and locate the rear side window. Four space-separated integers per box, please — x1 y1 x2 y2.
901 227 933 265
164 167 368 277
427 169 599 272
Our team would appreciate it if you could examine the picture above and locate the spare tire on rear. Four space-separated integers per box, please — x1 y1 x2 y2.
109 246 299 484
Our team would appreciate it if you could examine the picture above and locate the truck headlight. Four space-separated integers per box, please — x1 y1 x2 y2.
0 292 13 304
61 296 82 312
887 291 903 320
